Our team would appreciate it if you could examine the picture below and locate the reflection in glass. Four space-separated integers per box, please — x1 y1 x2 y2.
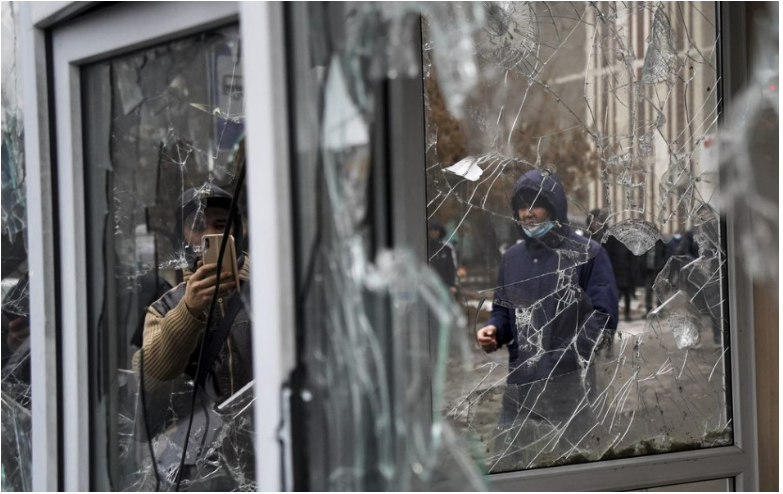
81 25 254 490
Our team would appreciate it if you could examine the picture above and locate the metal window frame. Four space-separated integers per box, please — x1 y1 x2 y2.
19 4 61 491
240 2 297 491
27 1 292 491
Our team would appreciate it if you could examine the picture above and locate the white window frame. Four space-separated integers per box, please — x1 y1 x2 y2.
22 2 294 491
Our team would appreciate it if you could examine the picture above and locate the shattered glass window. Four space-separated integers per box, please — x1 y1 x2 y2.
286 3 487 490
281 0 766 488
1 1 32 490
423 2 733 473
81 25 254 491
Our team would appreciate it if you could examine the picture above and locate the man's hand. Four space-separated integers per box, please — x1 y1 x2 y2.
477 325 498 352
183 261 236 318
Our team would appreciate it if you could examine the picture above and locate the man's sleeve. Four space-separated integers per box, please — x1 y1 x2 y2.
569 247 618 361
581 246 620 331
132 298 205 385
486 256 513 347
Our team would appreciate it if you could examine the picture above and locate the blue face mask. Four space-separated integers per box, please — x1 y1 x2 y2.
522 221 555 239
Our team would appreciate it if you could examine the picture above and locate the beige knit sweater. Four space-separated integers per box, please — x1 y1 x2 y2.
133 258 250 385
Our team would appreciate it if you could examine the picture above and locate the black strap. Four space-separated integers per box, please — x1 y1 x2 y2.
195 284 245 388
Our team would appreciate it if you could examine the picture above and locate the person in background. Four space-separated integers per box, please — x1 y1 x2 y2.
475 170 618 467
587 209 640 322
428 220 458 296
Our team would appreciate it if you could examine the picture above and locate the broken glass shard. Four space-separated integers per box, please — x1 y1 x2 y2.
446 156 484 182
641 8 680 84
604 219 663 256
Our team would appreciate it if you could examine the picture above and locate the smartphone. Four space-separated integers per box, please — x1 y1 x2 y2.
201 233 241 292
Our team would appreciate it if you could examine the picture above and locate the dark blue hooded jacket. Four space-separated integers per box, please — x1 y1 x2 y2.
487 170 619 385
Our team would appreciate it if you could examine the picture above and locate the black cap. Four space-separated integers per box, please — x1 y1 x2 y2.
176 183 244 253
178 183 234 229
428 220 446 240
511 188 554 217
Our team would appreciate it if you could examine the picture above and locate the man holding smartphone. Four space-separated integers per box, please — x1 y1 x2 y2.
134 183 251 402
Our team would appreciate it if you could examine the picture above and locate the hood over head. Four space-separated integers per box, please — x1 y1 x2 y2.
511 169 569 225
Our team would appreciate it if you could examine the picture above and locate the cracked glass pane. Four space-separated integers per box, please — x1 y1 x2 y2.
2 1 32 490
287 3 487 490
81 24 254 491
423 2 735 474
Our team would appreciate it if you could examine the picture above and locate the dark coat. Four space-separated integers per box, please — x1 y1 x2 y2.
487 170 619 386
602 235 640 289
428 239 457 288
